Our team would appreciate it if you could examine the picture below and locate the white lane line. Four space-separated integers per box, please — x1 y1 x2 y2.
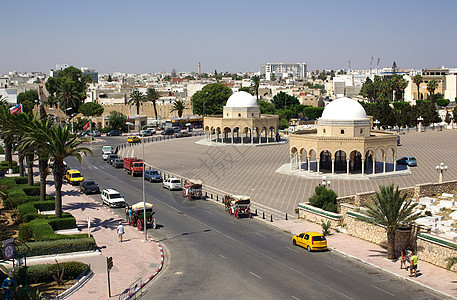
324 264 342 273
250 272 262 280
370 284 395 297
227 220 235 224
218 254 227 260
204 209 213 214
291 296 300 300
256 232 266 238
286 247 298 253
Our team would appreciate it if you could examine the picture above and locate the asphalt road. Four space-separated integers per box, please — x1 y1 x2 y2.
67 136 444 299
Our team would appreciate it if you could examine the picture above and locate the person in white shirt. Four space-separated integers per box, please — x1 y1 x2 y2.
117 221 125 242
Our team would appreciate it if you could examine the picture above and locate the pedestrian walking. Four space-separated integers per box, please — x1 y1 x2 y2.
117 221 125 242
409 251 418 277
2 274 16 300
400 249 408 269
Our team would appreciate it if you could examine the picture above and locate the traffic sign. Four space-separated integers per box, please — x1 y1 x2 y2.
3 244 15 260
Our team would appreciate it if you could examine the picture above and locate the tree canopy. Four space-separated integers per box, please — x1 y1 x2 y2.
79 102 104 116
108 111 127 131
191 83 232 116
271 92 299 109
17 90 39 113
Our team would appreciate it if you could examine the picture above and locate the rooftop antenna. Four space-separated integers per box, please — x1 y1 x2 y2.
348 60 351 71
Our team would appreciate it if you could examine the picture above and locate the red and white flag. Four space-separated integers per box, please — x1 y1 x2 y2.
9 104 22 115
83 121 91 131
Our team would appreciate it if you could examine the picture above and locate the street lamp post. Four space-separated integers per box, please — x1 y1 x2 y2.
417 116 424 132
436 162 448 183
141 125 149 242
321 175 331 188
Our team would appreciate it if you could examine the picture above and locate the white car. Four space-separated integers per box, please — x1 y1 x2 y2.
101 189 126 208
162 178 182 190
102 145 112 160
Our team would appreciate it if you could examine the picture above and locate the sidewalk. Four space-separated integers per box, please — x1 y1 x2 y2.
44 181 164 299
270 218 457 299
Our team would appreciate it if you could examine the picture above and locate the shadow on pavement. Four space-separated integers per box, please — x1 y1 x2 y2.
157 229 211 242
64 201 101 212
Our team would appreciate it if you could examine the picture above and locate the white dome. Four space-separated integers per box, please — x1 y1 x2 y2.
320 97 367 120
225 91 258 108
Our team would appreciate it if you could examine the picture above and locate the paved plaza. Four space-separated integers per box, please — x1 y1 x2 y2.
122 129 457 214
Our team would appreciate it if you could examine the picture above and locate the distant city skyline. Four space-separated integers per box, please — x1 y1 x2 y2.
2 0 456 74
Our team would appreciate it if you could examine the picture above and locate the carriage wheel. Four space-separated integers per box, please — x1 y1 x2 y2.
182 190 185 197
248 213 251 218
152 219 157 229
235 211 238 219
188 193 191 200
137 220 142 231
129 218 135 226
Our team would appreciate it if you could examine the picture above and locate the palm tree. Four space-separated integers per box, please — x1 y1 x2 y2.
11 112 37 186
146 88 160 121
21 118 54 201
56 79 81 114
0 105 19 175
252 76 260 100
412 75 423 100
170 100 186 118
427 79 438 101
29 124 92 217
128 91 146 116
362 184 421 259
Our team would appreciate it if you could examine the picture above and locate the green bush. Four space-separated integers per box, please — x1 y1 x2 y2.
19 223 33 241
309 186 338 213
15 261 88 284
1 161 18 167
48 217 76 231
14 176 27 184
17 237 96 257
18 202 38 216
33 200 55 212
0 146 4 155
30 219 55 241
23 186 40 196
436 98 450 107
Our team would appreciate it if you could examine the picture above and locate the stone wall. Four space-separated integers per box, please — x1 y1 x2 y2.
417 234 457 271
101 102 193 120
414 181 457 199
298 203 342 229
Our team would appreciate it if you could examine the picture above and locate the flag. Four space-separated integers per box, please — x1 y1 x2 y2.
83 121 90 131
126 116 130 122
9 104 22 115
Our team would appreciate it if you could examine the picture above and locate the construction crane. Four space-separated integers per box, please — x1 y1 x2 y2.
376 58 380 74
348 60 351 71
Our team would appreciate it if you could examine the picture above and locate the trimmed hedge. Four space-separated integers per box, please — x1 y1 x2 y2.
0 146 4 155
15 261 89 284
19 223 33 241
30 217 82 241
1 161 18 167
48 217 76 231
17 237 96 257
13 176 27 184
23 186 40 196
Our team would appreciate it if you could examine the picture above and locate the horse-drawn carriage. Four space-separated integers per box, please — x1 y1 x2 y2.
126 202 157 230
182 179 203 200
224 195 251 218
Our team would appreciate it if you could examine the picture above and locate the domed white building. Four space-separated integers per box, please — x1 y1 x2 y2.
289 97 398 176
204 91 279 144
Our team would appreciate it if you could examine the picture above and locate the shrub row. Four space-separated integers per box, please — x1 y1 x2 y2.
18 200 56 222
0 146 4 155
0 161 18 167
23 186 40 196
15 261 89 284
30 217 83 241
16 237 96 257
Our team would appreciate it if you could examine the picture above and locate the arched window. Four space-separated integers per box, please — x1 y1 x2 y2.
360 129 363 134
252 113 254 117
323 129 326 133
227 113 229 116
238 113 241 117
341 129 345 134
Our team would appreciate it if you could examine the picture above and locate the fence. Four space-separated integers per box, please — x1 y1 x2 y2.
119 278 143 300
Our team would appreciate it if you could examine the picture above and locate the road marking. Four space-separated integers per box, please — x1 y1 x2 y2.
250 272 262 280
370 284 395 297
92 166 354 300
204 209 213 214
256 232 266 238
291 296 300 300
227 220 235 224
218 254 227 259
286 247 298 253
324 264 342 273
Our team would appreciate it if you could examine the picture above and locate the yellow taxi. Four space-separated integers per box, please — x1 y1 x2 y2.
65 169 84 185
127 136 140 143
292 231 328 252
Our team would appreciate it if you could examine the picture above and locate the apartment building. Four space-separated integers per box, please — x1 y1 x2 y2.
260 63 307 81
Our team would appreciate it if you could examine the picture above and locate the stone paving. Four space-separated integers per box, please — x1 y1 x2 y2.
120 128 457 215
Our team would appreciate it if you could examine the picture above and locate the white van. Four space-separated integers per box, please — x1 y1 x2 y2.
102 146 112 160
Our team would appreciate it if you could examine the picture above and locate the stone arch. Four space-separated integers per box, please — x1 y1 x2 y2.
349 150 363 172
290 146 299 155
205 126 210 132
298 147 306 158
334 149 347 172
319 149 332 171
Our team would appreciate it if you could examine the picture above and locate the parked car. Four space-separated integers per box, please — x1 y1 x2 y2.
65 169 84 185
163 178 182 190
101 189 126 208
161 128 175 135
113 158 124 168
107 130 122 136
127 136 141 143
292 232 328 252
172 126 181 133
175 131 192 138
144 170 163 182
396 156 417 166
80 180 100 194
107 154 119 164
140 129 155 136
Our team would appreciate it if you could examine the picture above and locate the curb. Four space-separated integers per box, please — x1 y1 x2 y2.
329 247 455 300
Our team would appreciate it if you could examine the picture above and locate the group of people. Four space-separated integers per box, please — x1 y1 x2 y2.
400 249 419 277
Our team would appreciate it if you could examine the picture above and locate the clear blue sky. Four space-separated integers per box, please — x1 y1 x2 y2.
2 0 456 74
